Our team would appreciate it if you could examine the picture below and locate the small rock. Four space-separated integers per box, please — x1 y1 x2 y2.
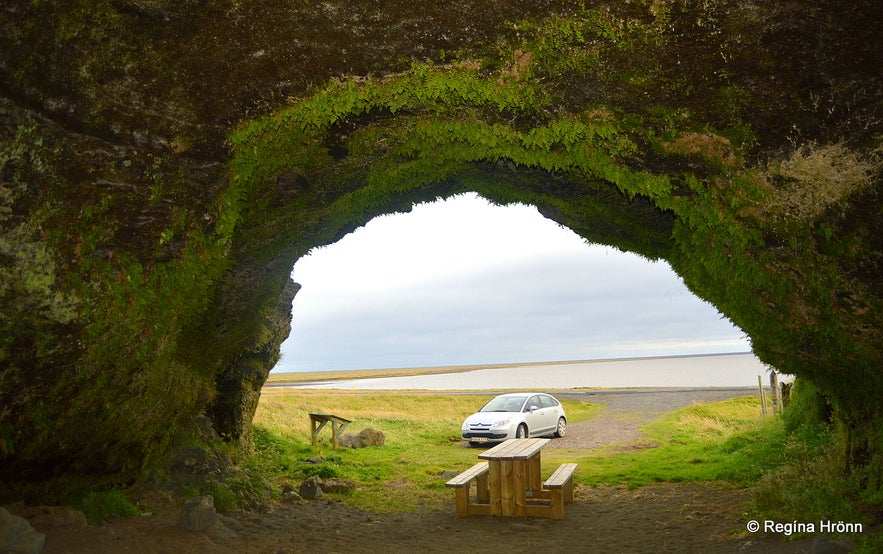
179 496 218 532
320 478 356 494
299 476 323 500
305 456 324 464
0 506 46 554
281 484 303 503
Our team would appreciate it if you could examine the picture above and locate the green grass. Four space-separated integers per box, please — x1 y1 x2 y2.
249 390 871 539
75 488 141 523
250 391 600 512
576 396 787 487
570 395 869 535
751 422 862 524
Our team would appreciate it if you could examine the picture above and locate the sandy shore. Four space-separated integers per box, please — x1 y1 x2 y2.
266 352 759 386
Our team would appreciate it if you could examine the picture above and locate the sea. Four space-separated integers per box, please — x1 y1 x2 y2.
274 352 783 391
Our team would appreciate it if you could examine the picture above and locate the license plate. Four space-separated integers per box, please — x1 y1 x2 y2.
472 437 488 442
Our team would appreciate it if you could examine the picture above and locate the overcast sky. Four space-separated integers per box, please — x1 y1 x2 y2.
274 192 750 373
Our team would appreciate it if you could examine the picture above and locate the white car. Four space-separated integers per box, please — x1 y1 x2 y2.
461 392 567 447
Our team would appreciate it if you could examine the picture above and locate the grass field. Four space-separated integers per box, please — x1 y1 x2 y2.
35 386 875 551
251 390 599 512
572 396 784 486
249 390 846 519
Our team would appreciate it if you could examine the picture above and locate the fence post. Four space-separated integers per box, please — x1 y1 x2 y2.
769 371 780 414
758 375 768 416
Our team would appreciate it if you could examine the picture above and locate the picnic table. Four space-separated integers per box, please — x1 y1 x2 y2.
479 438 549 516
446 438 577 519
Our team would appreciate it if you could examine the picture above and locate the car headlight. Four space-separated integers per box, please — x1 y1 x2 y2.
491 418 512 429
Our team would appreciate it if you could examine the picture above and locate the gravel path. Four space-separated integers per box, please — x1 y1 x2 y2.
548 387 757 449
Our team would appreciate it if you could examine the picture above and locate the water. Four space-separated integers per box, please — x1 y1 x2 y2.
276 353 779 390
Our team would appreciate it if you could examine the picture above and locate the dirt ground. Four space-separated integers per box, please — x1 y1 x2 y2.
9 389 837 553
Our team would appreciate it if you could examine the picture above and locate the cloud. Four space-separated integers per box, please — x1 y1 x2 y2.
274 193 749 372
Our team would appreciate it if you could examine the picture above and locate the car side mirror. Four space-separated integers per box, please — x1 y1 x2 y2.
529 405 539 412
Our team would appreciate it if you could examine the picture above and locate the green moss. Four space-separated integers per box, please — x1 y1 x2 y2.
229 57 684 264
0 112 246 477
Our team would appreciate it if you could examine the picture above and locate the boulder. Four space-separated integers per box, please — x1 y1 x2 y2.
338 428 385 449
0 506 46 554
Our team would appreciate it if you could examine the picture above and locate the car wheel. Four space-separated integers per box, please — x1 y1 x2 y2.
554 417 567 438
515 423 528 439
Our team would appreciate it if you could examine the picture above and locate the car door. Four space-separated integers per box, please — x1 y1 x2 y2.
537 394 561 433
540 395 562 432
523 395 555 435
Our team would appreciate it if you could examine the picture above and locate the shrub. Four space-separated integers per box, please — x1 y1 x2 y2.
783 378 832 432
751 425 860 524
76 489 140 523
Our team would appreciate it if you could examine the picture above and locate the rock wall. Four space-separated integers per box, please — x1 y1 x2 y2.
0 0 881 491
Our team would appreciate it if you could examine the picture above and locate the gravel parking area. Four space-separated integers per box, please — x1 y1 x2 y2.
549 387 757 450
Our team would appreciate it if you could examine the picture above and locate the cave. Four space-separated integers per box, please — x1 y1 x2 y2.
0 1 880 495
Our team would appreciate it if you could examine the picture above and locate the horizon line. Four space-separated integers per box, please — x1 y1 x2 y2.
270 350 757 375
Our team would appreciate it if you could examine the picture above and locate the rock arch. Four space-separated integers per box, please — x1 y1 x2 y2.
210 42 880 482
0 1 880 490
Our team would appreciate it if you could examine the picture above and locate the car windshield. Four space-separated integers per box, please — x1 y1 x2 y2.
480 395 528 413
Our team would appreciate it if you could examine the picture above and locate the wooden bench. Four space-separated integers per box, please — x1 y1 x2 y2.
543 463 578 519
446 462 490 517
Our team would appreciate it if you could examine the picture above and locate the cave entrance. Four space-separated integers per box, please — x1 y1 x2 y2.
272 192 754 385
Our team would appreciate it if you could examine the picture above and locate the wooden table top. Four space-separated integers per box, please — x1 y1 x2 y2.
309 413 351 423
478 438 550 460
